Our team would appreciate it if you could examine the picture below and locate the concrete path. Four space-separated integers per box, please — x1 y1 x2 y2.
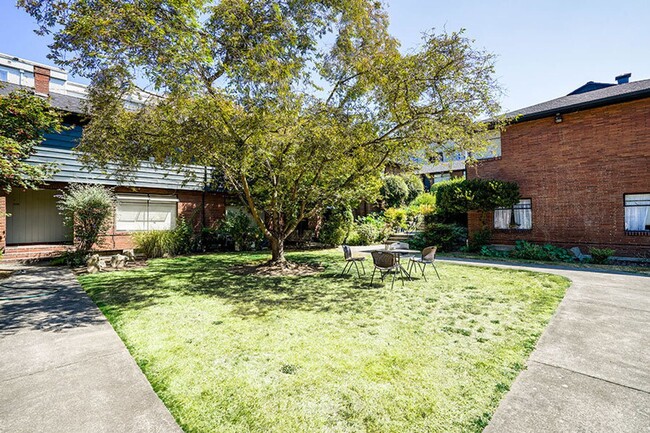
438 258 650 433
0 265 182 433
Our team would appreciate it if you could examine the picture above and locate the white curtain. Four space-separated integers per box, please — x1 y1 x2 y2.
514 207 532 229
625 206 649 231
494 208 511 229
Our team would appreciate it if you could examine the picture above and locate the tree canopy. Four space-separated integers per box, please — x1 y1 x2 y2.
0 87 63 194
435 178 520 216
21 0 504 263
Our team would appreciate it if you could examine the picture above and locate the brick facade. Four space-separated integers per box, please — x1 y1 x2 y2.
468 97 650 257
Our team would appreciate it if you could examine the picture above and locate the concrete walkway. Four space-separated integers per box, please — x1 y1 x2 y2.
437 258 650 433
0 265 182 433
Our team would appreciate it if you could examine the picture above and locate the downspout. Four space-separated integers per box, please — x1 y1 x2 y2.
202 167 207 229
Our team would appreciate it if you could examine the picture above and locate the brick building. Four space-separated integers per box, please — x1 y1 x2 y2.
468 74 650 257
0 53 227 261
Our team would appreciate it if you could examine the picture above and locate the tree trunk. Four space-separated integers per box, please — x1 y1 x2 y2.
270 237 286 264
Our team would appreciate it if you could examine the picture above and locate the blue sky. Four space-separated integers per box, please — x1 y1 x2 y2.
1 0 649 112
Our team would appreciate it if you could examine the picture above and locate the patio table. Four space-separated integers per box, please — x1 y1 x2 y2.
360 248 421 280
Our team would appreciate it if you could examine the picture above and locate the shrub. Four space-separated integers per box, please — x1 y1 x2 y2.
132 218 199 258
468 227 491 252
411 192 436 208
435 178 520 216
384 207 408 230
133 230 178 258
401 173 425 203
319 208 354 246
57 184 115 254
589 247 615 264
411 222 467 252
355 222 380 245
479 245 509 258
218 210 264 251
380 175 409 208
509 240 573 262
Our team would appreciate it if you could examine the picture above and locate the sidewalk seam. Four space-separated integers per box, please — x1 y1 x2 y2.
530 360 650 396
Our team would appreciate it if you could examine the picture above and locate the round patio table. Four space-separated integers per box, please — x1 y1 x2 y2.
361 248 421 280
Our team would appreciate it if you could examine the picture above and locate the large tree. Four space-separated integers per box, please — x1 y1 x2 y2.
0 87 63 194
21 0 503 264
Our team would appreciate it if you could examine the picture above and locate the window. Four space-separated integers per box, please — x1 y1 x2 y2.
494 199 532 230
624 193 650 232
115 194 178 231
433 173 452 183
0 68 8 82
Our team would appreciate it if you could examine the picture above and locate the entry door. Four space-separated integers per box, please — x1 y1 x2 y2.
6 189 72 244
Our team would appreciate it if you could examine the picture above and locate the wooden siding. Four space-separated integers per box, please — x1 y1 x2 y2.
29 146 209 191
6 190 71 244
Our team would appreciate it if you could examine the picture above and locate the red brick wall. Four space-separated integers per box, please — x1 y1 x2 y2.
33 66 50 95
0 195 6 253
468 97 650 257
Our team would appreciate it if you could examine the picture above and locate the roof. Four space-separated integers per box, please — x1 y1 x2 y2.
0 82 86 115
505 78 650 122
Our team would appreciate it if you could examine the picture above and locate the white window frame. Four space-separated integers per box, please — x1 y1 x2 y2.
494 199 532 230
624 193 650 232
0 68 8 82
115 194 178 232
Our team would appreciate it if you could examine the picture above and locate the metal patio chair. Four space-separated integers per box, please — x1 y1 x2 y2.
370 251 406 289
407 246 440 281
341 245 366 277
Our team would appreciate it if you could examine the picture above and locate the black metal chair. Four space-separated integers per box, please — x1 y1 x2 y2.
407 246 440 281
341 245 366 277
370 251 406 289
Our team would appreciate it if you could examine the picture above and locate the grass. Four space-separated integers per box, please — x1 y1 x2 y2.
78 250 569 433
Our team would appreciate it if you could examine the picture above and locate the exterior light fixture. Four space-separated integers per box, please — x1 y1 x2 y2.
555 113 563 123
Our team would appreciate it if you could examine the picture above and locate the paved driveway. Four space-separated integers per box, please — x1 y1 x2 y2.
0 265 182 433
438 258 650 433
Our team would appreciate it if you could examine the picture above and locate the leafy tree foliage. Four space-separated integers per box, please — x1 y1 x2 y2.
435 178 520 216
380 175 409 208
21 0 504 263
0 87 63 194
401 173 425 203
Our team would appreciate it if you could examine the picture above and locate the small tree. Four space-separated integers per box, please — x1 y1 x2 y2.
57 184 115 255
381 175 410 208
0 87 64 194
401 174 425 203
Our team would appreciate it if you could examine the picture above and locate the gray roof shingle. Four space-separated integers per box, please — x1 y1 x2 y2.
0 82 86 115
505 78 650 122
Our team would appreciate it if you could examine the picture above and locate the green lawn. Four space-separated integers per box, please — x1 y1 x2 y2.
78 250 569 433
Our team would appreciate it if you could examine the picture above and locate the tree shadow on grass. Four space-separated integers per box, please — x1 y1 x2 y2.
81 253 389 319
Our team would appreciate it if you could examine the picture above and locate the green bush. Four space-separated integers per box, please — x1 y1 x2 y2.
384 207 408 230
57 184 115 254
435 178 520 216
319 208 353 246
133 218 198 258
411 222 467 252
401 173 425 203
218 210 264 251
589 247 615 264
411 192 436 207
133 230 178 258
468 227 491 252
480 246 509 258
355 222 380 245
509 240 573 262
380 175 409 208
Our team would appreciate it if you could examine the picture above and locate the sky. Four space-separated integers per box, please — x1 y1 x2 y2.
0 0 649 112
